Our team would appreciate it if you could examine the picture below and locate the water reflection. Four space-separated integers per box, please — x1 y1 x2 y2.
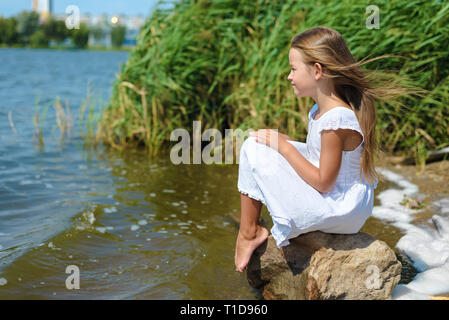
0 143 420 299
0 145 259 299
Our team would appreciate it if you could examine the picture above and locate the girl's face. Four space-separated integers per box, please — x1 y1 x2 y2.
287 48 318 98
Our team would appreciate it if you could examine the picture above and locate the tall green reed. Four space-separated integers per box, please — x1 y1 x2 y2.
32 84 106 149
95 0 449 166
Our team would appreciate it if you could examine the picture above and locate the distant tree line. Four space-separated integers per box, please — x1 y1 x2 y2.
0 10 127 49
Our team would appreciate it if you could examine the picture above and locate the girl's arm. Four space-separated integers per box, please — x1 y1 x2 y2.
279 132 294 141
280 129 343 193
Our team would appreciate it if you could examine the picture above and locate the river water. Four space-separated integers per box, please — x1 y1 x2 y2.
0 48 446 299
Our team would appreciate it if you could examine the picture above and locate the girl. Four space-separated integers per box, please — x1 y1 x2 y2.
235 26 418 273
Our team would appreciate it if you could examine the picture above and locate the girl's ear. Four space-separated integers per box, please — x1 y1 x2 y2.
313 62 323 80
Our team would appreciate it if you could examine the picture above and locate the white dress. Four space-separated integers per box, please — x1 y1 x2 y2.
237 104 378 248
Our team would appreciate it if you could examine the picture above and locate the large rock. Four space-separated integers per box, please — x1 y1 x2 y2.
247 232 402 300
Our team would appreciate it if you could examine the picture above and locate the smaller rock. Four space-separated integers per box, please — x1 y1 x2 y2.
247 231 402 300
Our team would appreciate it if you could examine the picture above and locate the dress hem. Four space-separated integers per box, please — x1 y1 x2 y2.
238 186 293 248
238 187 267 206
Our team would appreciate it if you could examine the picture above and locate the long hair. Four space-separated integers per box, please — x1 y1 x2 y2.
290 26 424 185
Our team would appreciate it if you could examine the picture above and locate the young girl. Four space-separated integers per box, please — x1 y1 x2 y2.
235 26 412 273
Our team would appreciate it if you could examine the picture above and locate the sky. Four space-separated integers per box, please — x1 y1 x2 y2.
0 0 174 17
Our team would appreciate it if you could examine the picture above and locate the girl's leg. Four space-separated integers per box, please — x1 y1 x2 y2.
234 193 269 272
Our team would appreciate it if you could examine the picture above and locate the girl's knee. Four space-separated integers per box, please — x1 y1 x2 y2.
243 135 257 147
239 136 257 156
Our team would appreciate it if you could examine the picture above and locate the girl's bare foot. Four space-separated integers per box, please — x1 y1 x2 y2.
235 225 269 272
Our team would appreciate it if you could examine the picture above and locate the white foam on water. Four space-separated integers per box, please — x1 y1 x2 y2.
406 262 449 295
138 219 147 226
75 210 96 231
47 241 61 251
0 278 7 286
104 207 117 214
83 211 96 225
96 227 106 234
372 168 422 226
130 225 139 231
375 168 449 299
19 180 36 185
395 222 449 272
391 284 431 300
434 198 449 215
432 215 449 241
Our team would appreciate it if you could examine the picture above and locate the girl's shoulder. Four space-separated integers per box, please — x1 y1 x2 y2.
311 105 363 138
309 104 357 122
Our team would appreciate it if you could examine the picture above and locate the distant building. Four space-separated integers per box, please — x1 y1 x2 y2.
32 0 53 23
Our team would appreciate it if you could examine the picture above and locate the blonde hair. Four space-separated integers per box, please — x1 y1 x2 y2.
290 26 424 185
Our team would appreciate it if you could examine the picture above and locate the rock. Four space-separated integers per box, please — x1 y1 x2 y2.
246 231 402 300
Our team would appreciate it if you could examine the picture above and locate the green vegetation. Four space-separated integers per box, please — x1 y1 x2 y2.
19 0 438 170
16 10 40 44
95 0 449 165
71 22 90 48
43 16 70 44
0 16 18 44
111 25 127 48
33 85 107 148
29 29 48 48
0 10 127 49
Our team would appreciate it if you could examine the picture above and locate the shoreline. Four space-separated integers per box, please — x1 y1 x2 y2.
0 45 132 52
378 158 449 299
379 157 449 203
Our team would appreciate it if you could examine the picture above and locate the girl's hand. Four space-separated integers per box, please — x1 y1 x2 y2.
249 129 291 154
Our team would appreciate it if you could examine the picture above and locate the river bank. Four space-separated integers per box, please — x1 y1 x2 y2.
375 157 449 299
0 44 131 51
378 157 449 229
381 158 449 199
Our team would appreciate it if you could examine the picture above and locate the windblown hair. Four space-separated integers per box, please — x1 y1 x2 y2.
290 26 423 185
